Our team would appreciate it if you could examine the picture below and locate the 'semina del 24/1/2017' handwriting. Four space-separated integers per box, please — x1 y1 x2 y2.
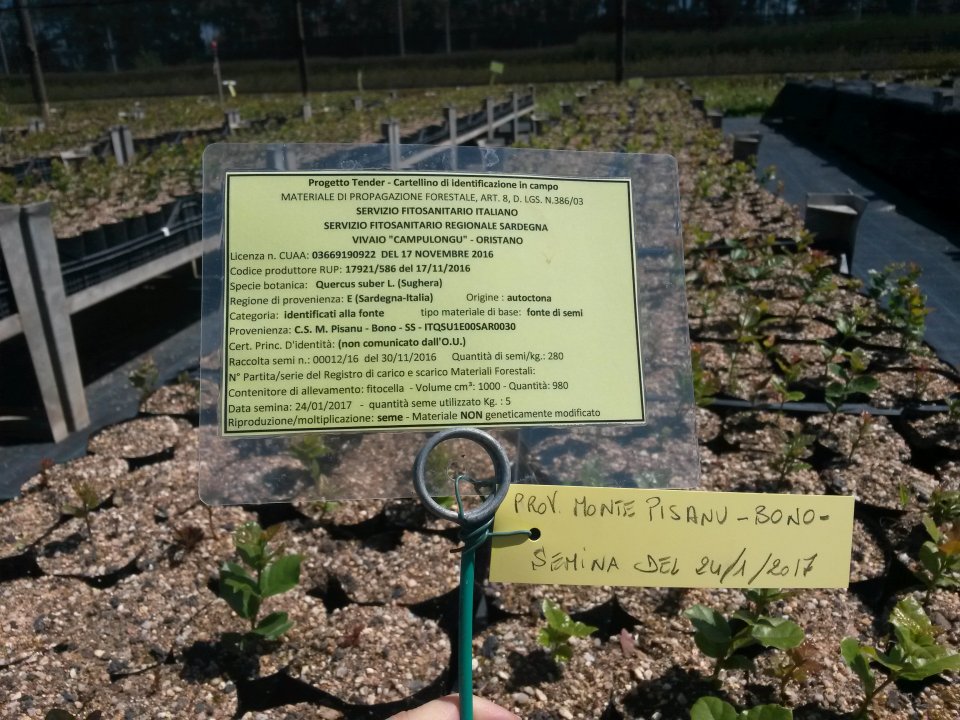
512 490 833 527
530 545 820 586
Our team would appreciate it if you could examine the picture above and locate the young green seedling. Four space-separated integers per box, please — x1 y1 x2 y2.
537 598 598 663
685 591 804 686
289 434 332 491
824 349 878 434
867 263 931 351
834 310 870 349
929 489 960 525
769 429 814 484
692 344 720 407
690 696 792 720
916 517 960 602
846 412 875 464
841 596 960 719
766 642 822 705
725 298 774 395
63 480 101 559
425 442 458 509
128 356 159 401
786 259 834 327
218 522 301 644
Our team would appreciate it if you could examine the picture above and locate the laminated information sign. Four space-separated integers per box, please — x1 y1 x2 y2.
199 143 699 503
221 172 645 436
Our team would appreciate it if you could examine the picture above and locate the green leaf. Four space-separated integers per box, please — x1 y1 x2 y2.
741 706 793 720
542 598 597 638
542 598 567 628
233 522 266 569
919 542 943 577
840 637 876 696
259 554 301 598
890 596 933 643
897 653 960 681
730 609 759 626
690 696 738 720
686 605 733 642
922 516 942 542
219 562 261 620
898 484 911 508
538 625 565 649
262 523 284 543
752 618 804 650
847 376 879 395
565 618 597 638
253 611 294 639
553 641 573 663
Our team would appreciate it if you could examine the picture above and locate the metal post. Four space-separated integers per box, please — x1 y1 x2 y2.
212 40 224 107
224 109 241 133
444 0 452 54
0 203 89 441
485 97 495 142
109 125 134 166
295 0 310 102
106 26 119 73
0 21 10 75
387 119 401 170
444 105 458 170
615 0 626 84
511 92 519 143
397 0 405 57
267 146 288 171
15 0 49 123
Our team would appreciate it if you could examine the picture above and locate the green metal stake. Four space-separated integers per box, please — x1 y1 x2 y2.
459 533 478 719
413 428 528 720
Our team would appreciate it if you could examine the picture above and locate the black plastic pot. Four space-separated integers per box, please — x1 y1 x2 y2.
103 219 128 249
124 215 149 244
56 235 85 263
732 133 761 162
803 192 868 273
81 226 107 256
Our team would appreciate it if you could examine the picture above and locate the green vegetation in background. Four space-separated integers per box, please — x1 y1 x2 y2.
580 14 960 61
1 15 958 102
681 76 785 116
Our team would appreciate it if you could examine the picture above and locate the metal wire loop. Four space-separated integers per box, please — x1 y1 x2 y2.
412 427 512 525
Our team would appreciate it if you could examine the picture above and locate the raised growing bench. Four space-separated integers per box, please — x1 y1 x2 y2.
0 195 210 441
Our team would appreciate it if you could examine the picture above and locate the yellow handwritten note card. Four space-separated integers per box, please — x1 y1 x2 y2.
489 485 854 589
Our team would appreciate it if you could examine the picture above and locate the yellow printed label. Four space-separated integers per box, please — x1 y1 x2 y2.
220 172 644 435
490 485 854 588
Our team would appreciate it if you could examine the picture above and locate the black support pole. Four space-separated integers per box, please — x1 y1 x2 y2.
295 0 309 100
15 0 49 122
615 0 627 85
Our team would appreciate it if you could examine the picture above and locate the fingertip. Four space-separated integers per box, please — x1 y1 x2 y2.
389 694 518 720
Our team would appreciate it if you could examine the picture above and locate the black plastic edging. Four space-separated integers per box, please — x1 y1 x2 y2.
707 396 951 417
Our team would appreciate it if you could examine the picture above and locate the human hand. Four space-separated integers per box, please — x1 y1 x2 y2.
390 694 518 720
